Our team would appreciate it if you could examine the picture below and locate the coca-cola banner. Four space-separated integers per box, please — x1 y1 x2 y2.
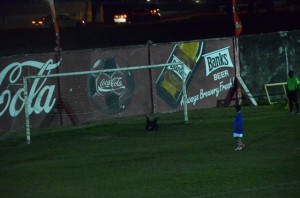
0 38 236 133
0 54 61 132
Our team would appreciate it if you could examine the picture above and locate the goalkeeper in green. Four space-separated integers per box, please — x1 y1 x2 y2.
287 70 299 115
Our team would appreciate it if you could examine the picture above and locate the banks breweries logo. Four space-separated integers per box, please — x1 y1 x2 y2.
88 57 134 115
202 47 234 77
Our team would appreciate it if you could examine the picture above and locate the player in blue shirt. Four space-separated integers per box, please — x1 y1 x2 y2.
233 105 245 150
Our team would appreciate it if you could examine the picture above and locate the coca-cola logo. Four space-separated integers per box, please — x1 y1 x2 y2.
0 59 60 117
97 72 125 96
87 57 134 114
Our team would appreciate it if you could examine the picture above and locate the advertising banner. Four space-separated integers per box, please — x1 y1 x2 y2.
57 46 151 126
152 38 236 112
0 53 60 131
0 37 236 133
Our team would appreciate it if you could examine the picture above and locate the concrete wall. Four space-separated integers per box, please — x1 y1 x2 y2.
239 30 300 102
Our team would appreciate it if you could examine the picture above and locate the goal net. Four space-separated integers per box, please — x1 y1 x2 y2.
264 82 287 104
23 61 188 144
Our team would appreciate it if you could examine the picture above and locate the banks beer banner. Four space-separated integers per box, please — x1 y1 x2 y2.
153 39 235 112
232 0 242 36
46 0 60 49
156 41 204 108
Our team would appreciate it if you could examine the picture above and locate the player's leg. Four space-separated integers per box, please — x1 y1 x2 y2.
235 138 245 150
239 138 245 149
288 91 294 113
294 91 299 114
235 137 241 150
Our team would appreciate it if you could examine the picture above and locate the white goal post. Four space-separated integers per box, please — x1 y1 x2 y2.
264 82 287 104
23 62 188 144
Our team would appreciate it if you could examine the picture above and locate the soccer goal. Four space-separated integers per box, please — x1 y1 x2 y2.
23 61 188 144
264 82 287 104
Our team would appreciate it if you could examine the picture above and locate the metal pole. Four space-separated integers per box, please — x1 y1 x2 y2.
147 40 155 113
182 65 188 124
23 77 31 144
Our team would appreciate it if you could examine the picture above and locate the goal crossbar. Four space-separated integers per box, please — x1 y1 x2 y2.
23 62 183 79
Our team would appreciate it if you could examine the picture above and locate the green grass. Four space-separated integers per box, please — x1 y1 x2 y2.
1 105 299 198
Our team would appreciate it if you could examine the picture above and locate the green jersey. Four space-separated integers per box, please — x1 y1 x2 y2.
287 77 299 91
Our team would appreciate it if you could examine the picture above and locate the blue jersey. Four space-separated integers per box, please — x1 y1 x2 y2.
233 111 243 138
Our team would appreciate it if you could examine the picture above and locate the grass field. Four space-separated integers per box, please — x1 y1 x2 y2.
0 104 299 197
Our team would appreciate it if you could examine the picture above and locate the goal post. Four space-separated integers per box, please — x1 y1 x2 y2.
23 76 31 145
264 82 287 104
23 62 188 144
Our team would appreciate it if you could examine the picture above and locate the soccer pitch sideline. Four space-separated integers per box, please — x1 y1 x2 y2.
0 104 299 198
